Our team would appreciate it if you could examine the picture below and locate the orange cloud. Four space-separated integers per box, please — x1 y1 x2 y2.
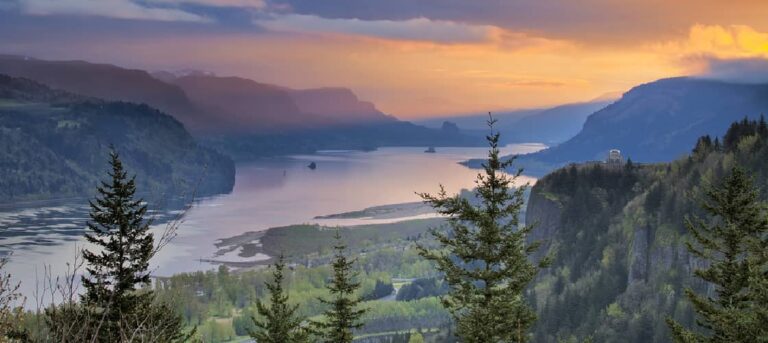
7 15 768 119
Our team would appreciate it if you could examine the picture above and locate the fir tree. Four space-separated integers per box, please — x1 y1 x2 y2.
73 149 196 342
313 230 367 343
666 166 768 342
41 149 193 342
82 149 154 313
250 254 308 343
417 114 549 343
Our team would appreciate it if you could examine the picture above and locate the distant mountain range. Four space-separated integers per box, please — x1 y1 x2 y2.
157 73 396 133
0 74 234 202
416 100 611 145
0 55 481 158
465 77 768 175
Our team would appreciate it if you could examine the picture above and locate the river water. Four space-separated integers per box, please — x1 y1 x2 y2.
0 144 544 301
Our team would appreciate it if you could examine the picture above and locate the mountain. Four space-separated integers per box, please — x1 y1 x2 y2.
0 55 394 134
288 87 395 123
164 74 395 133
535 78 768 163
463 77 768 175
0 56 478 157
0 74 234 202
169 75 308 133
524 118 768 343
415 109 541 130
200 120 482 161
157 73 480 159
416 100 610 145
497 101 611 145
0 55 211 131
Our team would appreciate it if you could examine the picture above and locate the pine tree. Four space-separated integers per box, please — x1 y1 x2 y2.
313 230 367 343
82 149 154 313
417 115 549 343
666 166 768 342
250 254 308 343
758 114 767 137
45 149 191 342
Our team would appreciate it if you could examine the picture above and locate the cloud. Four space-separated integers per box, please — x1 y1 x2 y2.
265 0 768 44
0 2 18 11
501 79 569 88
694 57 768 84
655 25 768 78
149 0 266 8
255 14 493 43
682 25 768 58
17 0 211 22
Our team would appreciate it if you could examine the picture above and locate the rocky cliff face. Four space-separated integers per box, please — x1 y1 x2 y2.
0 74 235 202
289 87 394 123
525 189 561 261
522 121 768 342
523 163 702 343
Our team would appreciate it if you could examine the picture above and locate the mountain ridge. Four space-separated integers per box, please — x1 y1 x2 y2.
0 73 235 202
0 55 395 135
464 76 768 175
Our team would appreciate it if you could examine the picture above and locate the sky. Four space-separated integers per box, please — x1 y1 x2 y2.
2 1 768 119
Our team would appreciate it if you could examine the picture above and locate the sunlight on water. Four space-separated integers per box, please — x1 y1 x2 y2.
0 144 544 301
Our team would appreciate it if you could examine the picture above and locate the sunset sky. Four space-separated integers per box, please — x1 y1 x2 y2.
3 1 768 119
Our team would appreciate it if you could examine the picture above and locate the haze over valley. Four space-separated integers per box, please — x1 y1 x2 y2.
2 2 768 342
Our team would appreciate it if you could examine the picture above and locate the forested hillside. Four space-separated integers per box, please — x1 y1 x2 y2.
525 116 768 342
0 56 483 160
0 74 235 202
463 77 768 176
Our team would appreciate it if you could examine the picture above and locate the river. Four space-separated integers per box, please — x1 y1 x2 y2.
0 144 544 302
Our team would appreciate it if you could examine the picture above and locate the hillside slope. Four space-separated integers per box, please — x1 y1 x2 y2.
0 55 212 131
0 56 479 157
465 77 768 175
168 74 394 133
539 77 768 163
417 100 609 145
524 118 768 342
497 101 610 145
0 74 234 202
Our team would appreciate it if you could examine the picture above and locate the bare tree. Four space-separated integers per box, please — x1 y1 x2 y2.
0 256 26 342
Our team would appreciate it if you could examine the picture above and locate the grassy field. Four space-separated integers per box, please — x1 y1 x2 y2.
214 217 445 264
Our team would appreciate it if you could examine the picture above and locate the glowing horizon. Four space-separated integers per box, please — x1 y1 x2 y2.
2 1 768 119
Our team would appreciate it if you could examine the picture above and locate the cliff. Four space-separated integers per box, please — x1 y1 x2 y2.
524 119 768 342
0 74 235 202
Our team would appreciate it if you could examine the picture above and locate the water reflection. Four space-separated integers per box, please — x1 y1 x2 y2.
0 144 544 300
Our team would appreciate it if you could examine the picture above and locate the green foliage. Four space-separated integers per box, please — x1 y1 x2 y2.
198 319 236 343
250 255 309 343
363 279 395 301
666 167 768 342
395 278 447 301
0 258 25 342
0 74 234 202
81 150 153 315
253 219 440 260
526 116 768 343
418 116 549 343
312 231 368 343
408 332 425 343
41 151 190 343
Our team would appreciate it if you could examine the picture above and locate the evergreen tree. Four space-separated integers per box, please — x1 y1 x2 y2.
71 149 190 342
250 254 308 343
408 332 425 343
82 149 153 312
666 166 768 342
417 115 549 343
313 230 367 343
